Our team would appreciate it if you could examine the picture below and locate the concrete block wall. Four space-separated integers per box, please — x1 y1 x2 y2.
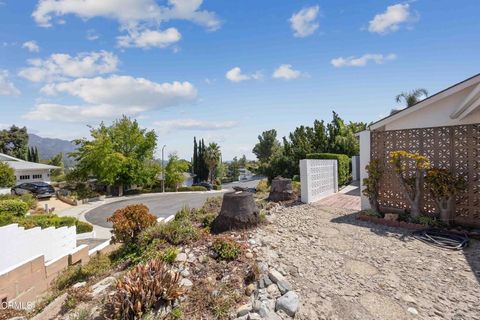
300 159 338 203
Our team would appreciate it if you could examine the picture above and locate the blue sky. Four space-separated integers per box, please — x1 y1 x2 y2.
0 0 478 160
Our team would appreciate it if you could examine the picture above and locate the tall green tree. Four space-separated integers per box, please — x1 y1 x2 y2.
253 129 281 163
204 142 221 184
48 153 65 181
0 125 28 160
165 153 189 190
0 162 15 188
396 88 429 107
192 137 198 182
70 116 157 196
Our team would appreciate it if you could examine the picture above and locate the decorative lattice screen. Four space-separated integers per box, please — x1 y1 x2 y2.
300 159 338 203
371 124 480 227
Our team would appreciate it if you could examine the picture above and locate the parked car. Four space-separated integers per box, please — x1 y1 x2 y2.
11 182 56 199
192 181 213 191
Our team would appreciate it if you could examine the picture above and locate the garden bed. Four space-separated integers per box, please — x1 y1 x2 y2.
357 213 480 240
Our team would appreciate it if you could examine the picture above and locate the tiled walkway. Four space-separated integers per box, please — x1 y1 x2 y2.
315 181 361 211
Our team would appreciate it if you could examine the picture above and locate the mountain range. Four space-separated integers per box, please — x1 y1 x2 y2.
28 133 77 166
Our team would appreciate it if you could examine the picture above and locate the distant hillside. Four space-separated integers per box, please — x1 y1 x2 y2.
28 133 77 167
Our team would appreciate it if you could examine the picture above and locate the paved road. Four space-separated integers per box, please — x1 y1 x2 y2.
85 177 265 228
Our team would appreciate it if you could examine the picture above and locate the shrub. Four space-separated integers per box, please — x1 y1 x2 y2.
177 186 208 192
104 259 186 319
0 193 37 209
256 180 269 193
212 237 241 261
362 159 383 213
212 185 221 191
107 204 157 244
76 220 94 233
0 214 93 234
0 162 15 188
425 168 466 224
306 153 350 186
160 247 178 264
0 199 29 216
61 287 91 314
150 219 199 245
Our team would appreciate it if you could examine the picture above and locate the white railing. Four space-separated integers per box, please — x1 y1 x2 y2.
300 159 338 203
0 224 76 272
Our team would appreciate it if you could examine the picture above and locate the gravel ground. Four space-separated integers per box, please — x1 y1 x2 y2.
256 203 480 320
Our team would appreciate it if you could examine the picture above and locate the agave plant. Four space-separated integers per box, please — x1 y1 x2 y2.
104 259 187 319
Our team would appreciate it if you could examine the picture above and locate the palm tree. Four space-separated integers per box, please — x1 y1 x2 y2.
204 142 221 184
395 88 429 107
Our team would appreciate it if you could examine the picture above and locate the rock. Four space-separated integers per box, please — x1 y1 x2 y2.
268 269 292 294
91 276 116 297
253 300 262 312
176 252 187 262
266 284 281 298
246 252 254 259
180 278 193 287
248 313 262 320
407 307 419 316
265 311 282 320
72 281 87 289
248 239 256 245
402 295 416 304
275 291 299 317
258 301 271 317
245 283 256 296
181 269 190 277
237 304 252 317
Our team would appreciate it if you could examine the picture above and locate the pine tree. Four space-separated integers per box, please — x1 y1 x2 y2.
34 147 39 162
27 147 32 162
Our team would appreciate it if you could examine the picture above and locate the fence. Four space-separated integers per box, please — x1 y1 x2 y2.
0 224 76 272
300 159 338 203
371 124 480 227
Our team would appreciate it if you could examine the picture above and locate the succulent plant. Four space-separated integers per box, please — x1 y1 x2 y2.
104 259 186 319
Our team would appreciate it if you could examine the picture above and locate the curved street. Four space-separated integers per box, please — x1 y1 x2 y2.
85 177 263 228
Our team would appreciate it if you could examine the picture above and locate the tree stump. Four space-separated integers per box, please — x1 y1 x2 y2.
268 177 295 202
211 192 260 234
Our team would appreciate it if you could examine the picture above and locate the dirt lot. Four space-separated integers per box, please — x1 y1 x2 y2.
255 203 480 320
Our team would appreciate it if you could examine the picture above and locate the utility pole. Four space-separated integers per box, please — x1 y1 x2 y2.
161 145 166 192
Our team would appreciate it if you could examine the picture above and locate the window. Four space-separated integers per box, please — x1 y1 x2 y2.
32 174 43 179
19 175 30 180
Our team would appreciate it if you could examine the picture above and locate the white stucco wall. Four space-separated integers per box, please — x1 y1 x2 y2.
381 84 480 131
0 224 76 272
358 131 371 210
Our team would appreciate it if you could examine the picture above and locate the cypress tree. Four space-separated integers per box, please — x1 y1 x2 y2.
27 147 32 162
193 137 198 182
34 147 39 162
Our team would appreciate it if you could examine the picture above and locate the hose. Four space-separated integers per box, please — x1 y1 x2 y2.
412 228 469 250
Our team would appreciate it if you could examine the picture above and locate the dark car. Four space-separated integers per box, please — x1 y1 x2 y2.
192 181 213 191
11 182 55 199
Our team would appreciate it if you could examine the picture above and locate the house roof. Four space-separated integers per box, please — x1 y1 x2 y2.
0 152 59 171
369 73 480 130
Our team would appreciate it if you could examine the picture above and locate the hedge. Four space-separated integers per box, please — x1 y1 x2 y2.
212 185 222 191
177 186 208 192
0 194 38 209
0 213 93 234
0 199 29 216
306 153 351 186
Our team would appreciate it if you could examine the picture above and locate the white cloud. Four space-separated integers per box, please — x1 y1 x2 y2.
331 53 397 67
289 5 320 38
22 40 40 52
225 67 262 83
24 75 198 122
86 29 100 41
18 50 119 82
117 27 181 49
0 70 20 96
32 0 221 30
272 64 302 80
153 119 237 133
368 3 415 34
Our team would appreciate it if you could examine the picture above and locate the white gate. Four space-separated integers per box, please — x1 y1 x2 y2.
300 159 338 203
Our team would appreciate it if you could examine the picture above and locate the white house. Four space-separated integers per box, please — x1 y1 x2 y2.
0 152 59 185
358 74 480 226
